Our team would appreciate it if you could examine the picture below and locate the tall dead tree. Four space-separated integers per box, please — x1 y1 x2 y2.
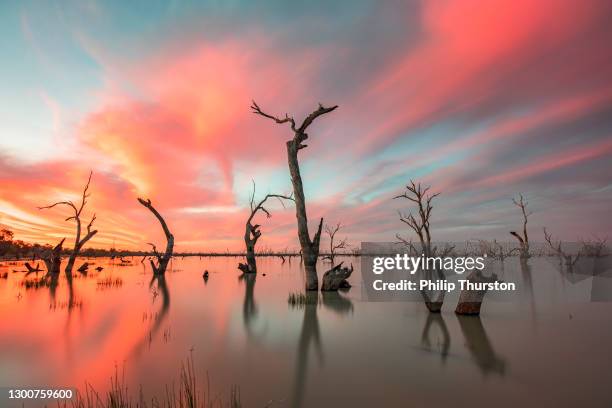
323 222 348 265
39 171 98 274
394 180 439 256
251 101 338 290
238 181 293 274
394 180 444 312
510 194 531 259
138 198 174 275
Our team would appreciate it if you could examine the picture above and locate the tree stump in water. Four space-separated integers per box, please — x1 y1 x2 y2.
237 262 252 274
455 270 499 315
321 262 353 291
77 262 90 274
42 238 65 276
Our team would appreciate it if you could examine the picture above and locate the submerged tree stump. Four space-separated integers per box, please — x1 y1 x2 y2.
321 262 353 291
455 270 499 315
42 238 65 277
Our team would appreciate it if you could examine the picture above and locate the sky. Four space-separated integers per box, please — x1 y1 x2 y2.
0 0 611 252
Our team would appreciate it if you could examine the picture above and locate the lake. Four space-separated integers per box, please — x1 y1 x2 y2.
1 256 611 407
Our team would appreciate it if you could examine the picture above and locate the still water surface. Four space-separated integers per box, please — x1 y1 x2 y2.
1 256 611 407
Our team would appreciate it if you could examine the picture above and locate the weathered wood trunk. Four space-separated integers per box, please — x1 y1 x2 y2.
288 141 323 290
321 262 353 291
455 270 498 315
138 198 174 275
43 238 65 276
251 101 336 291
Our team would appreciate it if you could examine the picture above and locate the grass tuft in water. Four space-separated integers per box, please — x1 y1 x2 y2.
58 354 240 408
287 292 318 308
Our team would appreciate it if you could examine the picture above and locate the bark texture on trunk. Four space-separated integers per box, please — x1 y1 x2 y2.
138 198 174 275
321 262 353 291
251 101 337 290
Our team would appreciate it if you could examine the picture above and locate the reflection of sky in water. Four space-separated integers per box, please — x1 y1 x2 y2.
0 256 611 407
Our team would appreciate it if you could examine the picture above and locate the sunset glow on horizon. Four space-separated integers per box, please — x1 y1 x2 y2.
1 0 612 252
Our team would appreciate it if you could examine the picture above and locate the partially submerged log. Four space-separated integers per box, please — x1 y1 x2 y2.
25 262 42 275
321 262 353 291
77 262 90 274
455 271 499 315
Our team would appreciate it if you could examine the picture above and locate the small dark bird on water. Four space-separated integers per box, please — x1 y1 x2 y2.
203 270 209 279
96 266 104 272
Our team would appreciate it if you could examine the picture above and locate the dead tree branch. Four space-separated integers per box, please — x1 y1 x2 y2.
543 227 581 268
394 180 439 256
138 198 174 275
38 171 97 274
322 222 348 265
240 181 294 274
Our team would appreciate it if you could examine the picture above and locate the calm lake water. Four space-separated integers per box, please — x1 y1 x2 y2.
1 256 611 407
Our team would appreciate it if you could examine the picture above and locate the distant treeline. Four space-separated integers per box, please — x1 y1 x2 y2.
0 226 358 260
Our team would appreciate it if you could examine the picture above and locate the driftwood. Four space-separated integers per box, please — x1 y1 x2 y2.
252 101 338 290
138 198 174 275
321 262 353 291
38 171 98 274
509 194 531 259
455 271 499 315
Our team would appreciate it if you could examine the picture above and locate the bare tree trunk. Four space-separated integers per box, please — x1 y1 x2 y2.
288 141 323 290
510 194 531 259
138 198 174 275
252 101 337 290
42 238 65 276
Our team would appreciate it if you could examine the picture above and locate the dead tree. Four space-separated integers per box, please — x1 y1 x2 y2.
510 194 531 259
394 180 445 312
238 181 293 274
322 222 348 265
543 227 581 270
41 238 65 277
138 198 174 275
251 100 338 290
394 180 439 256
39 171 97 274
580 237 609 257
